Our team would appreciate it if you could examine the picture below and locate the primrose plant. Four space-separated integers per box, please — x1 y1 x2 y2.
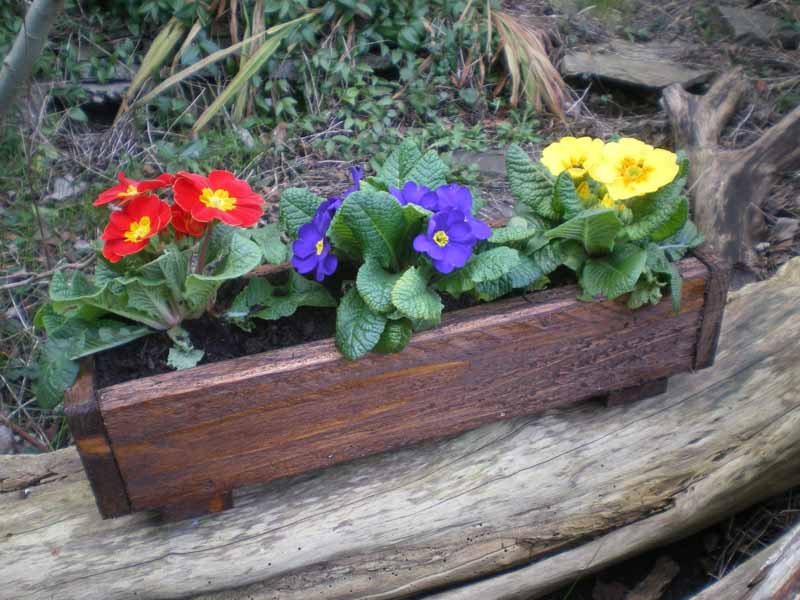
246 139 540 360
502 136 704 310
35 170 316 407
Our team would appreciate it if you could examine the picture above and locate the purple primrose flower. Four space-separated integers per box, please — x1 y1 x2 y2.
291 210 338 282
389 181 439 211
344 166 364 197
413 209 478 274
433 183 491 240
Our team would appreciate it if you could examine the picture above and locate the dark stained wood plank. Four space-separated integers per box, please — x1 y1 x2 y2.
63 359 131 518
95 257 711 513
606 378 669 407
691 246 731 369
159 491 233 522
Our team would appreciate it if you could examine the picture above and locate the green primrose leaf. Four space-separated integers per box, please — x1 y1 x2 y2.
649 196 689 242
405 150 449 189
279 187 325 237
34 340 80 409
185 233 262 315
228 272 336 326
373 318 413 354
545 208 623 255
659 220 705 261
434 268 475 296
669 265 683 313
328 209 362 261
167 345 205 370
391 266 443 321
488 216 545 244
248 224 289 264
335 287 388 360
506 144 557 220
465 247 521 283
356 258 402 314
376 138 423 189
552 172 584 220
581 244 648 300
339 190 406 270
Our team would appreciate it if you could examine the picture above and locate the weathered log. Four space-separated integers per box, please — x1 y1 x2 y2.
663 68 800 267
2 257 800 600
690 520 800 600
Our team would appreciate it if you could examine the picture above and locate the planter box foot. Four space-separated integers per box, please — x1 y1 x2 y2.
158 491 233 522
606 378 669 408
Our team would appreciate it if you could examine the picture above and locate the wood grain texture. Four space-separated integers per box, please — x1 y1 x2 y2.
691 521 800 600
691 246 731 369
1 257 798 600
96 258 710 513
63 359 131 518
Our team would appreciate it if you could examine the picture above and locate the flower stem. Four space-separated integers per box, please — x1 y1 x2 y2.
195 221 216 274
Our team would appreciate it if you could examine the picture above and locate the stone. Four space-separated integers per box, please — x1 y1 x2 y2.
717 6 782 46
562 39 715 89
772 217 800 242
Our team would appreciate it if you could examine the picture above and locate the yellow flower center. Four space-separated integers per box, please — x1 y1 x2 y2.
619 158 653 185
315 239 324 255
200 187 237 211
118 185 139 198
124 216 151 243
433 230 449 247
576 180 591 201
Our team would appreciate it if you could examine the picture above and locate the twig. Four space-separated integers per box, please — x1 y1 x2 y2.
0 413 51 453
1 255 95 290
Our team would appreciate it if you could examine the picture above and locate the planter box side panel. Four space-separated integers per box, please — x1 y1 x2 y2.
96 258 711 512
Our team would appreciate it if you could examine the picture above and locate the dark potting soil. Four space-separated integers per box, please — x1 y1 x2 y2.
93 265 576 390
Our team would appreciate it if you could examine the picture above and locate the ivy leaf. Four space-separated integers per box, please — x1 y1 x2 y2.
339 190 405 270
356 258 401 314
374 318 413 354
391 266 443 321
335 287 388 360
545 208 623 255
552 172 584 220
247 224 289 264
505 144 557 220
279 188 325 237
405 150 449 189
581 244 648 300
465 247 521 283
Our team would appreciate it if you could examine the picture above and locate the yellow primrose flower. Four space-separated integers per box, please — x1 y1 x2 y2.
599 193 616 209
540 136 605 180
576 180 592 203
588 138 679 200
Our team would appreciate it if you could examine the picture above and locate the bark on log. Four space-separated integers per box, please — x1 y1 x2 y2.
2 258 800 600
690 521 800 600
663 68 800 267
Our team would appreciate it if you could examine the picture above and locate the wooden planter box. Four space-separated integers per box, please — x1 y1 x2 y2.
66 249 729 521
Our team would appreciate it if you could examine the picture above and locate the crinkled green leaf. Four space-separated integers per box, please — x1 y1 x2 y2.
376 138 423 189
659 221 705 261
405 150 449 189
279 188 325 237
356 258 401 314
434 268 475 296
545 208 623 255
465 247 521 283
34 340 79 409
623 194 688 242
167 345 204 370
552 172 584 220
185 233 262 314
328 209 362 261
339 190 405 269
489 216 544 244
581 244 648 300
506 144 557 219
391 266 443 321
248 224 289 264
527 240 567 274
228 272 336 326
335 287 388 360
374 318 413 354
627 277 663 309
669 265 683 313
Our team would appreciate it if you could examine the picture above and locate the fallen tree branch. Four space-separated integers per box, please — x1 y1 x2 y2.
663 68 800 267
2 258 800 600
690 520 800 600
